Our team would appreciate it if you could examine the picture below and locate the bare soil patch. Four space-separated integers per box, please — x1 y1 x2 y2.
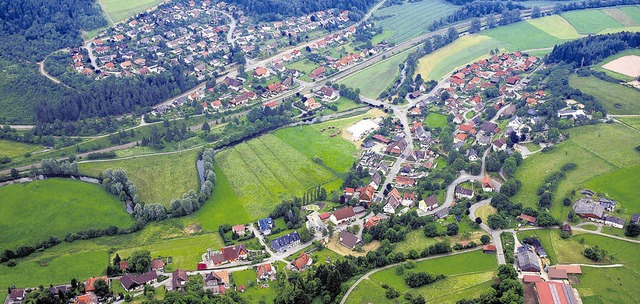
601 55 640 77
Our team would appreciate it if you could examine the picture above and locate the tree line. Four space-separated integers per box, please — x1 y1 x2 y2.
428 1 525 32
546 31 640 66
220 0 377 21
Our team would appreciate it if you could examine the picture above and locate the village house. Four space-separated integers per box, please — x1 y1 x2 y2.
151 259 165 272
8 289 25 304
85 276 108 293
574 199 605 220
119 271 158 292
358 185 375 203
419 195 439 212
603 215 625 229
203 271 229 294
172 269 188 291
270 231 301 252
519 213 537 225
339 230 362 250
481 175 494 192
517 245 541 272
232 224 246 236
256 263 276 281
330 206 355 225
370 171 382 189
317 86 338 100
291 253 312 271
258 217 273 235
454 186 474 199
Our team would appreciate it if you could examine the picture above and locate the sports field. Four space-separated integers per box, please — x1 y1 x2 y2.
339 49 412 98
561 10 623 34
80 149 200 207
568 75 640 115
512 122 640 220
0 178 134 252
101 0 164 23
373 0 458 44
214 134 338 219
346 250 497 304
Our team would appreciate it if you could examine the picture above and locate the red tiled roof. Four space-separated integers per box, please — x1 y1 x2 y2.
332 207 355 221
523 275 542 283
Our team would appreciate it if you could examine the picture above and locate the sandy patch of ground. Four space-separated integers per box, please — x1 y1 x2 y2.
628 80 640 89
602 55 640 77
184 223 203 234
326 234 380 257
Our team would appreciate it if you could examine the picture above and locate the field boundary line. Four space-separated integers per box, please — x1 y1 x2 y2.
77 144 205 164
601 266 636 301
570 142 620 169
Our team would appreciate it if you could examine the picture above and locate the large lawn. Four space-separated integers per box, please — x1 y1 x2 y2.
569 75 640 115
372 0 458 44
424 112 449 129
79 149 200 207
414 35 507 81
512 122 640 220
0 139 41 159
583 164 640 221
339 49 412 99
561 9 623 34
527 15 583 39
215 134 337 219
232 268 278 303
196 163 251 230
0 178 134 252
346 250 497 303
101 0 164 23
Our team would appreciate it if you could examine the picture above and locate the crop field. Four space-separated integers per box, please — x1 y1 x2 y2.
215 134 337 219
0 178 134 252
512 122 640 220
414 35 506 81
620 5 640 23
561 10 623 34
79 149 200 207
482 21 565 51
0 139 41 158
373 0 458 44
603 8 638 26
569 75 640 115
618 116 640 131
527 15 583 39
424 112 449 128
347 250 497 303
101 0 164 23
595 48 640 80
339 49 412 98
274 121 358 174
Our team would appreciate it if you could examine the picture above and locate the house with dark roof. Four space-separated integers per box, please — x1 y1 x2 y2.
370 171 382 189
547 268 568 280
151 259 165 272
455 186 474 199
480 121 499 134
632 213 640 224
204 271 229 294
119 271 158 291
9 289 25 304
517 245 541 272
330 206 355 225
419 195 438 212
172 269 188 291
270 231 301 252
339 230 362 250
574 199 605 220
604 215 625 229
258 218 274 235
492 138 507 151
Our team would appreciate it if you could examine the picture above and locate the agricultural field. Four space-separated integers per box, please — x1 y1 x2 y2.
214 134 338 219
603 7 638 26
561 10 623 34
0 139 41 158
196 163 251 230
101 0 164 23
0 178 134 252
620 5 640 23
512 122 640 220
372 0 458 44
568 75 640 115
482 21 565 51
339 49 412 98
79 149 200 207
595 48 640 81
583 164 640 221
414 35 506 81
274 119 359 173
618 116 640 131
346 250 497 304
526 15 583 39
424 112 449 128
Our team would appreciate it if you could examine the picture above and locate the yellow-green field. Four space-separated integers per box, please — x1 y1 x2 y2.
0 139 41 158
527 15 583 39
101 0 164 23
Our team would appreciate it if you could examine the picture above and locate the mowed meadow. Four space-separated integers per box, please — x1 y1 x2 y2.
101 0 164 23
415 6 640 81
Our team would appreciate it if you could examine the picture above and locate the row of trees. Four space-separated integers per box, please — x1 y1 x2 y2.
223 0 377 21
537 163 577 209
428 1 525 32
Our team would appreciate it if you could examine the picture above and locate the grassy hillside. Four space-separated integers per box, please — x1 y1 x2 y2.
0 179 134 252
80 149 200 206
561 10 623 33
568 75 640 115
482 21 565 51
373 0 458 44
0 140 42 159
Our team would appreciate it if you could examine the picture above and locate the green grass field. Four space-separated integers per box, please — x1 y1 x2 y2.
347 250 497 303
285 59 317 75
339 49 412 98
214 134 338 219
512 122 640 220
0 139 41 158
424 112 449 129
232 268 278 303
584 164 640 221
603 7 638 26
196 163 251 230
620 5 640 23
482 21 565 51
101 0 164 23
373 0 458 44
0 178 134 252
569 75 640 115
80 150 200 206
475 204 497 223
561 10 623 34
527 15 583 39
617 116 640 131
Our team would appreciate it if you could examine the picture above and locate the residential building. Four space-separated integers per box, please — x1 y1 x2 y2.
270 231 301 252
329 206 355 225
419 195 438 212
517 245 541 272
85 276 108 293
603 215 625 229
534 281 579 304
292 253 312 271
172 269 188 291
481 175 494 192
257 263 276 281
151 259 165 272
119 271 158 291
9 289 25 304
258 218 274 235
573 199 605 220
203 271 229 294
232 224 246 236
339 230 362 250
454 186 474 199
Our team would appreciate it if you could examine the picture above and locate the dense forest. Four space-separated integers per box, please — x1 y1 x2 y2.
546 31 640 66
223 0 378 21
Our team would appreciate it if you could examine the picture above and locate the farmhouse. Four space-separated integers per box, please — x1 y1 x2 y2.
221 244 249 262
339 230 362 250
203 271 229 294
517 245 541 272
573 199 604 220
270 231 301 252
119 271 158 291
172 269 188 291
330 206 355 225
85 276 108 292
151 259 165 272
603 215 625 229
534 281 579 304
9 289 25 304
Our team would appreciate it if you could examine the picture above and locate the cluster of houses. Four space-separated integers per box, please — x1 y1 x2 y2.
573 198 628 229
199 244 249 269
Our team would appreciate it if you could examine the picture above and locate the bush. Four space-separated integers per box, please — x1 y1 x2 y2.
583 246 606 261
7 259 16 267
480 235 490 245
560 231 570 239
385 287 400 299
